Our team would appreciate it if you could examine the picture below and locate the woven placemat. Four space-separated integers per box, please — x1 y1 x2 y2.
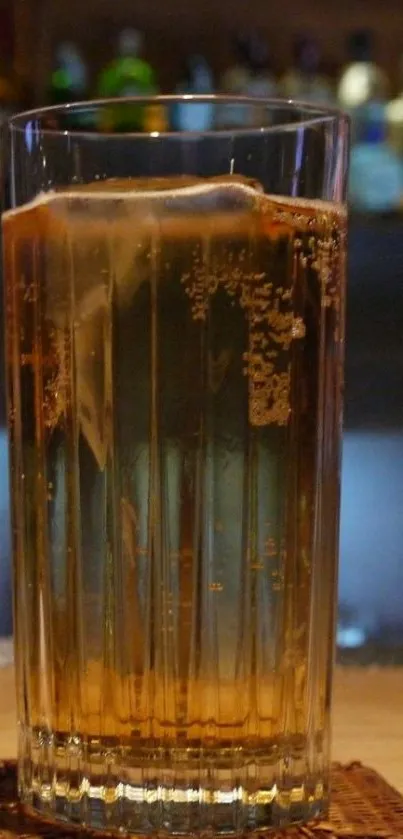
0 761 402 839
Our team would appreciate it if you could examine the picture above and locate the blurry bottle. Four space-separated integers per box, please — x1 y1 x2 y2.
386 56 403 156
337 30 389 113
98 29 156 98
50 42 88 105
97 29 157 131
174 55 214 131
220 33 252 96
280 36 334 105
143 102 168 132
49 42 93 129
243 32 278 99
349 102 403 213
219 32 277 127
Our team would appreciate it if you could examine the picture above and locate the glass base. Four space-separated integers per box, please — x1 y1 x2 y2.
19 729 329 835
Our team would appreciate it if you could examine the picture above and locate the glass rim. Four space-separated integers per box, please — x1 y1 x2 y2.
8 95 348 139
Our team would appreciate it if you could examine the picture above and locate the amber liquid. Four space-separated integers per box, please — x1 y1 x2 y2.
3 177 346 834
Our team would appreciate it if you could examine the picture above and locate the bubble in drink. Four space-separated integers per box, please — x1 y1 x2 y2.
3 176 346 833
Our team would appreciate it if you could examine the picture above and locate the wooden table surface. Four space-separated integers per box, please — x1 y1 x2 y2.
0 641 401 793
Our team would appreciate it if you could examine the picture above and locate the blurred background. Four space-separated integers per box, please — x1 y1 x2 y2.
0 0 403 662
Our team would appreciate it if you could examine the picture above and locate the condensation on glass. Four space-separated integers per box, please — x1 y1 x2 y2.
2 98 349 835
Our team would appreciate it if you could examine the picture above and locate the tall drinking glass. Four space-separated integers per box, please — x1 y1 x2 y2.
2 97 348 835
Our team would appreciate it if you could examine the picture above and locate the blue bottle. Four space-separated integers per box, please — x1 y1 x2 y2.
349 103 403 212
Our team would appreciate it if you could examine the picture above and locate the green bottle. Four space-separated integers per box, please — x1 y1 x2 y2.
97 30 158 132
